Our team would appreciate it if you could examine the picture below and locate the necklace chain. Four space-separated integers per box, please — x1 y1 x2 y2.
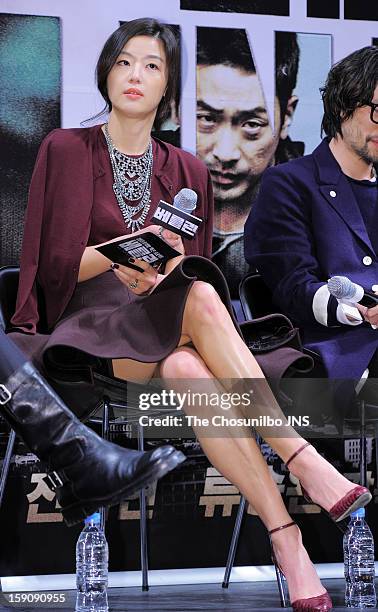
104 123 153 232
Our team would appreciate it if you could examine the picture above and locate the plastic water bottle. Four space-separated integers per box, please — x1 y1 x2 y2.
75 512 109 612
343 513 354 605
345 508 376 608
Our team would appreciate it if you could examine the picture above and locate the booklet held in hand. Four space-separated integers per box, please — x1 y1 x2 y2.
95 232 181 272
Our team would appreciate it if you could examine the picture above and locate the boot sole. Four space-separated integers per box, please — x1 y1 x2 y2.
61 449 186 526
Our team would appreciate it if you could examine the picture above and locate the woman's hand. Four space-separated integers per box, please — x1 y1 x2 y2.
78 225 184 283
148 225 185 255
111 259 158 295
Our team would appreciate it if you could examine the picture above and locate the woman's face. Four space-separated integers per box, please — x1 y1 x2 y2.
107 35 168 121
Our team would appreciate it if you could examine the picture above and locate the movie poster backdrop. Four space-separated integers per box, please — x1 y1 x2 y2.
0 0 377 576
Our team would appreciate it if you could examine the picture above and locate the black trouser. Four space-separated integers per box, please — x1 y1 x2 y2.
0 328 27 382
367 350 378 378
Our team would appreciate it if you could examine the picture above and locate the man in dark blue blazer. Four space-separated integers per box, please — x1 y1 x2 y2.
245 46 378 383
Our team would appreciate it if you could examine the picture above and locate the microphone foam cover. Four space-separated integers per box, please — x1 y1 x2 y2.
173 188 197 212
327 276 355 299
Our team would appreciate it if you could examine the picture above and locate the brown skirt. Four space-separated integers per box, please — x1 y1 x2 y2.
8 256 310 384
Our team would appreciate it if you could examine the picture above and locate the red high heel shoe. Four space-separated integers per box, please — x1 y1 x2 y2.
269 521 333 612
286 442 372 522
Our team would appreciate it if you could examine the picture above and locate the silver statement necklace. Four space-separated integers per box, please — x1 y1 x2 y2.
104 123 153 232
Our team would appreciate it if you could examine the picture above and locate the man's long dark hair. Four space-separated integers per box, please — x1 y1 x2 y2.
320 46 378 138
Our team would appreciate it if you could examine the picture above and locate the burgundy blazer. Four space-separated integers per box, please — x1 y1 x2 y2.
11 125 214 333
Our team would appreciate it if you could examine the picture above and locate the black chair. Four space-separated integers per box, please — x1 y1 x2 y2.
0 265 161 591
223 273 290 605
239 272 378 487
239 272 275 321
0 267 290 602
0 266 19 511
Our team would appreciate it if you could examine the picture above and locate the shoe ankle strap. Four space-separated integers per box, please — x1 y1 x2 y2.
285 441 311 469
269 520 296 536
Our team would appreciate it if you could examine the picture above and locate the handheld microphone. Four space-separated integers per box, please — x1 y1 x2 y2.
327 276 378 308
173 188 198 213
151 188 202 239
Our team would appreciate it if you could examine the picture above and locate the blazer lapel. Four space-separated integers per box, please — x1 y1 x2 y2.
313 140 375 255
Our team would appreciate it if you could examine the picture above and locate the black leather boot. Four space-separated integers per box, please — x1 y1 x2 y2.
0 362 185 526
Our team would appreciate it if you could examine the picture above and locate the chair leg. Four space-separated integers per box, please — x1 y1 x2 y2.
222 495 246 588
359 400 367 488
137 424 149 592
101 397 110 441
374 421 378 492
0 429 16 509
100 398 110 530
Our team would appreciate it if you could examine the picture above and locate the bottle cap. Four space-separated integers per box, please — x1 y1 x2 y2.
84 511 101 525
350 507 365 518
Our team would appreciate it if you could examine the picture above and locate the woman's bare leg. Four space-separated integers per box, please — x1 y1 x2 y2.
177 281 357 508
112 358 158 383
113 280 355 510
111 277 355 514
112 336 191 382
159 346 327 603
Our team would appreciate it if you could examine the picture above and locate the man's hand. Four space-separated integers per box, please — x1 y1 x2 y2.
356 299 378 328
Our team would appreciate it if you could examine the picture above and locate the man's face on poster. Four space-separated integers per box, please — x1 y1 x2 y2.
196 64 285 202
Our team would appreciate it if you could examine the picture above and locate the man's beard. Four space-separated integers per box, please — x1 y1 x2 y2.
352 139 378 165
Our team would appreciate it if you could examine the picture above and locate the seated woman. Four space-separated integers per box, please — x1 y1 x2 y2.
9 18 370 610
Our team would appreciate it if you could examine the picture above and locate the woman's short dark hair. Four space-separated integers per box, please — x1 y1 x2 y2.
320 46 378 138
96 18 180 128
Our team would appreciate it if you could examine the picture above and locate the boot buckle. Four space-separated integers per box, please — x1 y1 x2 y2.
46 471 67 490
0 384 12 405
